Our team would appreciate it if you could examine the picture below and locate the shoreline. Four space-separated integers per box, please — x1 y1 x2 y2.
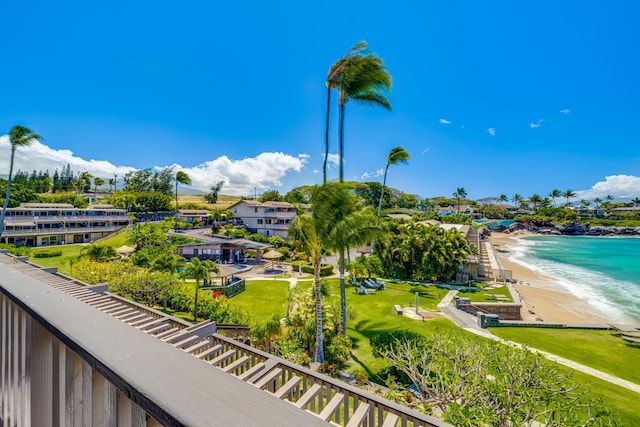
489 231 616 324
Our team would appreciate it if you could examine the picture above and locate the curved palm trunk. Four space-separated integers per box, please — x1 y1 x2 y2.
323 87 332 185
338 102 345 183
0 148 17 240
371 165 390 254
313 255 324 363
337 99 348 336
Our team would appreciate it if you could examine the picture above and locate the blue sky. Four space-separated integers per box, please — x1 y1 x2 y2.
1 1 639 201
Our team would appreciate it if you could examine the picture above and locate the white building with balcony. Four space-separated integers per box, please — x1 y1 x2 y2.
0 203 130 247
228 200 296 239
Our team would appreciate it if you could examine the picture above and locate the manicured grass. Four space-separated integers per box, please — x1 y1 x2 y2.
571 369 640 426
323 279 455 379
94 228 130 248
457 284 513 302
230 279 291 324
489 327 640 385
28 244 86 275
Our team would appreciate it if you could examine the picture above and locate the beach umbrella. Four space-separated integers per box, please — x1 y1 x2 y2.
116 245 136 257
262 249 283 270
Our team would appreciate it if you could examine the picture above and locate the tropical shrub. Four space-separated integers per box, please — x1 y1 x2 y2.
32 250 63 258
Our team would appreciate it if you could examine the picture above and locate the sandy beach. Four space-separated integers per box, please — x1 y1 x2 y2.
490 232 613 324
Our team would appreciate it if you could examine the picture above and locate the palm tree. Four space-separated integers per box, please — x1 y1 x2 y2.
0 125 43 240
81 243 117 261
529 193 543 210
288 203 327 364
108 177 116 193
549 189 562 207
563 189 576 207
497 194 508 205
512 193 523 209
593 197 602 209
77 171 92 196
376 146 410 222
175 171 191 229
322 185 382 336
337 48 392 182
184 257 219 322
93 177 105 195
632 197 640 208
323 41 366 184
453 187 467 214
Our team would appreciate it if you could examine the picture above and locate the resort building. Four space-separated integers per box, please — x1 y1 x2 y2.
228 200 296 239
175 209 213 224
0 203 130 247
176 236 272 263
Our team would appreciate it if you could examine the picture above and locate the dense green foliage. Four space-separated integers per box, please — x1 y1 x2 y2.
376 222 476 281
383 332 619 426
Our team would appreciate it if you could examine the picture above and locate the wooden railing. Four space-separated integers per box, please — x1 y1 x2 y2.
0 252 452 427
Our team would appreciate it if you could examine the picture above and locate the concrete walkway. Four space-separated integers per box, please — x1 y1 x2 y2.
438 290 640 395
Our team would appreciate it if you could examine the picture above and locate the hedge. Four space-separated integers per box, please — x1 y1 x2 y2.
291 261 334 277
32 250 63 258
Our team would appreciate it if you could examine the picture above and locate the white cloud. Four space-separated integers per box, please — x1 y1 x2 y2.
361 169 384 179
529 119 546 129
163 152 308 195
560 108 571 114
0 135 309 196
487 128 496 136
0 135 135 179
439 118 452 125
323 152 340 169
422 148 431 155
576 175 640 200
312 169 319 174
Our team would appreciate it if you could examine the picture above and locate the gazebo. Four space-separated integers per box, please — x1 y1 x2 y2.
262 249 283 271
116 245 136 258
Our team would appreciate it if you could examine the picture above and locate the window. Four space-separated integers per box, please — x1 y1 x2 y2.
265 219 272 224
257 219 264 224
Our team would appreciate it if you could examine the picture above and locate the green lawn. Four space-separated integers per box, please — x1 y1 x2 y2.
230 279 292 324
29 244 86 275
571 370 640 426
489 327 640 385
457 284 513 302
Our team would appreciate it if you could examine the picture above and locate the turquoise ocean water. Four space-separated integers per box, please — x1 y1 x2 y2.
505 235 640 323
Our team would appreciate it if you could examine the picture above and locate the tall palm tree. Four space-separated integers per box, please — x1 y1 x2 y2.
108 177 116 193
93 177 105 195
337 49 392 182
175 171 191 229
563 189 576 207
288 203 327 364
376 146 410 223
184 257 219 322
320 184 382 336
497 194 508 205
453 187 467 214
632 197 640 208
0 125 43 240
549 189 562 207
323 41 366 184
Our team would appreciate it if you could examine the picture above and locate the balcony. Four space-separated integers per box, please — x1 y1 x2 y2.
0 253 450 427
0 225 128 237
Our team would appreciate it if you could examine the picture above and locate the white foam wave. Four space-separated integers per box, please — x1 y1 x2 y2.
505 237 640 323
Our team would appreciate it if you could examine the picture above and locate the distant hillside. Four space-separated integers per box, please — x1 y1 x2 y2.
177 194 242 210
